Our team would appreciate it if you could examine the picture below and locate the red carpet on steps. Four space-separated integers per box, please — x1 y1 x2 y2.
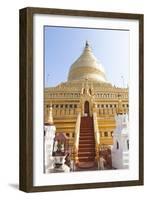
76 116 98 170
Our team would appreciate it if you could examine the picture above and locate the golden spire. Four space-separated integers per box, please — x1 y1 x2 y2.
67 41 107 83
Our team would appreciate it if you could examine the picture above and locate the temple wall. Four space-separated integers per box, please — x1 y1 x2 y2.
44 86 129 150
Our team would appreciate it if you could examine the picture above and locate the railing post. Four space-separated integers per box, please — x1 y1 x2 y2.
73 112 81 164
93 112 100 168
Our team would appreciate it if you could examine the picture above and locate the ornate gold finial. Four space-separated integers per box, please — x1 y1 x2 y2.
85 40 89 48
47 104 54 125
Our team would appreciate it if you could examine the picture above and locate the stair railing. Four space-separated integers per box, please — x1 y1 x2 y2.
93 112 100 167
73 112 81 164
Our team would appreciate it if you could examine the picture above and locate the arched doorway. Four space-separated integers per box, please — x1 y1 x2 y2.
84 101 90 116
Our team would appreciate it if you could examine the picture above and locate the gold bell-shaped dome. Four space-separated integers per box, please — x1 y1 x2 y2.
68 41 107 82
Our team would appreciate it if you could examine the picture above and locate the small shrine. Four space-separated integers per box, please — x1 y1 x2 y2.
53 133 69 156
52 133 70 172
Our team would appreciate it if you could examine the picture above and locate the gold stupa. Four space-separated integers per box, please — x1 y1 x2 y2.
44 41 129 163
68 41 107 83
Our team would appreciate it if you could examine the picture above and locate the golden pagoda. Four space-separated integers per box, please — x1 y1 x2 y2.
44 41 128 167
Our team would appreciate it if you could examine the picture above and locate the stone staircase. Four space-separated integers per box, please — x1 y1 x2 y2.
77 116 97 169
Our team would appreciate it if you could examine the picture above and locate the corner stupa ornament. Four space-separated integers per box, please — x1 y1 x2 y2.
117 95 124 115
67 41 108 83
47 104 54 125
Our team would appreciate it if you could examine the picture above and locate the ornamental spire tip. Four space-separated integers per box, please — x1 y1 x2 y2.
85 40 90 48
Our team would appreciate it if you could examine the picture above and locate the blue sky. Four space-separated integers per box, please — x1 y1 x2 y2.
44 26 129 88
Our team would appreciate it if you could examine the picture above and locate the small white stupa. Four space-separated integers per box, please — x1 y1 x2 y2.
111 103 129 169
44 104 56 173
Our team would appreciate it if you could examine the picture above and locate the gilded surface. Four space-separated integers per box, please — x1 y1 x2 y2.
44 42 129 157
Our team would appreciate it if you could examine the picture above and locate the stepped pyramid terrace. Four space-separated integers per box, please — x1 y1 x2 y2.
44 41 129 171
